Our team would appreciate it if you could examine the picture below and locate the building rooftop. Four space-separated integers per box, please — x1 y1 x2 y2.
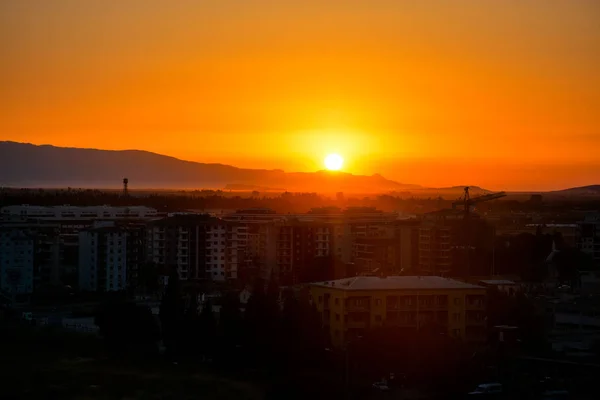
479 279 517 286
311 276 484 291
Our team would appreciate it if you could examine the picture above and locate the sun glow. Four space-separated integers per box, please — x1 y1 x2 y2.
324 153 344 171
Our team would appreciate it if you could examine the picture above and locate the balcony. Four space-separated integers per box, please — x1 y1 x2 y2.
418 302 444 311
386 303 416 311
345 304 371 312
466 303 485 311
347 320 368 329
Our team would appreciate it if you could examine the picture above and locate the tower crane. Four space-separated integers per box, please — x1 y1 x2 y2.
449 187 506 277
452 186 506 218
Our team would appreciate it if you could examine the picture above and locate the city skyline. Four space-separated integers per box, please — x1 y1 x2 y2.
1 1 599 190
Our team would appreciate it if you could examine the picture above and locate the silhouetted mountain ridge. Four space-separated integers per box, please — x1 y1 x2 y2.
549 185 600 195
0 142 420 192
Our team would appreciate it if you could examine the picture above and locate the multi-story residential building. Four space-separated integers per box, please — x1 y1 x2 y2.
394 220 421 273
0 230 35 301
222 207 405 284
578 213 600 267
348 219 418 276
147 215 248 282
79 224 127 292
353 237 396 275
0 222 61 302
310 275 487 348
223 209 284 283
302 207 399 264
78 221 147 292
419 210 495 277
147 215 214 281
272 221 333 285
1 205 158 220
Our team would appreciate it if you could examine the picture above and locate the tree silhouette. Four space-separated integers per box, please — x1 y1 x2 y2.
197 298 217 359
218 291 244 356
159 268 184 357
244 279 280 366
95 296 160 357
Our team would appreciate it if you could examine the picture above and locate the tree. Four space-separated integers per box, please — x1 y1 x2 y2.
181 292 201 357
138 262 160 297
244 279 280 366
159 268 184 357
95 297 160 357
198 298 217 358
219 291 244 352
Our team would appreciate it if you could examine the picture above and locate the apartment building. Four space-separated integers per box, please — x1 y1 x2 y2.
147 215 213 281
1 205 158 220
302 207 399 264
310 275 487 348
78 221 146 292
578 213 600 267
0 223 61 302
0 230 35 301
353 237 396 274
419 210 495 277
147 215 249 282
272 221 333 285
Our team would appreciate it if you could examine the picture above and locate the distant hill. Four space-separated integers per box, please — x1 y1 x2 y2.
548 185 600 196
0 141 420 193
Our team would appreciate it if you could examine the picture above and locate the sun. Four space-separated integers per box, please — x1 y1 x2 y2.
324 153 344 171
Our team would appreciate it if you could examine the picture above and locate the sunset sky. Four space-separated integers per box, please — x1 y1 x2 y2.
1 0 599 191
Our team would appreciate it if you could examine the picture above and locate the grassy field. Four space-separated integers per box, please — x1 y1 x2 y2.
0 322 264 400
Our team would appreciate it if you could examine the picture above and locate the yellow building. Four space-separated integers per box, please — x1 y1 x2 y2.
310 276 487 348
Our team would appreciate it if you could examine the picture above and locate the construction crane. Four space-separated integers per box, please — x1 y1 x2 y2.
452 186 506 218
449 187 506 277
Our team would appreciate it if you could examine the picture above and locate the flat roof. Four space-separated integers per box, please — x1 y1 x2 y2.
480 279 517 285
311 276 484 291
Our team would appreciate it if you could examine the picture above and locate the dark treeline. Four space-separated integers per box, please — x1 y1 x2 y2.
493 231 596 282
2 187 598 214
0 188 453 213
91 274 557 398
94 270 336 397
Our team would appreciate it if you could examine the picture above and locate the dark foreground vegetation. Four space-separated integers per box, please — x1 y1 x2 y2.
4 276 600 399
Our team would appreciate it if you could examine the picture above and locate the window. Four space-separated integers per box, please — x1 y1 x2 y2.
375 299 382 306
454 298 461 306
375 315 382 322
452 329 461 338
335 313 340 321
453 313 460 322
319 296 323 304
335 298 339 306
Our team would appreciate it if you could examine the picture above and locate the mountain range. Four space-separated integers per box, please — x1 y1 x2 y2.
1 142 597 196
0 142 420 193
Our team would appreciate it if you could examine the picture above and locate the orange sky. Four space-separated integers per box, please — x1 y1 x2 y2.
1 0 599 191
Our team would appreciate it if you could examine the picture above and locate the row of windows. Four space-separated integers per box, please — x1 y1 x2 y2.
322 296 461 307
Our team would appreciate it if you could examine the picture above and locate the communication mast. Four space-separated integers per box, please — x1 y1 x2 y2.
123 178 129 197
